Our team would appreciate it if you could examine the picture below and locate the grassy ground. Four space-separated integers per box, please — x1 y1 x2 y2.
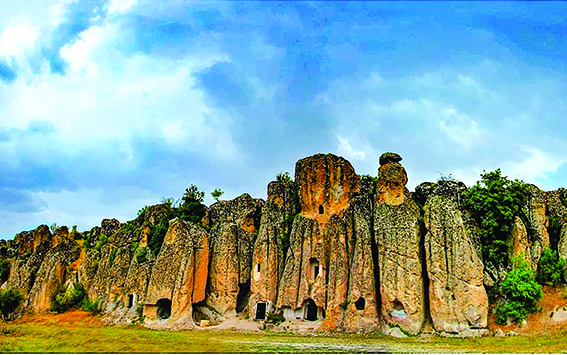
2 311 567 353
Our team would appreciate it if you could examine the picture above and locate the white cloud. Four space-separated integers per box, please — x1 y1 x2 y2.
337 135 366 160
107 0 138 15
0 22 41 59
504 146 567 185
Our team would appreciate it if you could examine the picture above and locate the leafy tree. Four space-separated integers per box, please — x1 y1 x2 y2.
462 169 529 267
50 222 58 233
182 185 205 204
211 188 224 202
276 172 292 182
50 283 87 313
537 248 565 285
0 288 24 320
495 258 542 324
0 258 10 283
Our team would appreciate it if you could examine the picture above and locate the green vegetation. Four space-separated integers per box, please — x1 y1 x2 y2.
108 249 117 267
0 289 24 321
93 233 108 253
495 258 542 325
276 171 292 182
81 298 101 315
437 172 458 182
49 223 58 233
537 248 565 285
462 168 529 267
0 259 10 284
50 283 87 314
266 311 285 326
548 214 564 252
211 188 224 202
136 247 148 264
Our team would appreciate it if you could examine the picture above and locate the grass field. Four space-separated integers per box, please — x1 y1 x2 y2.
2 311 567 353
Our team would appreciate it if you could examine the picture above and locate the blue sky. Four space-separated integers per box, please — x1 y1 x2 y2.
1 1 567 238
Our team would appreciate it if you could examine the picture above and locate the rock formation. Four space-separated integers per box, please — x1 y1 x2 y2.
1 151 561 336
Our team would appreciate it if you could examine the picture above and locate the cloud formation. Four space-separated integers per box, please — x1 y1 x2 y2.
1 1 567 238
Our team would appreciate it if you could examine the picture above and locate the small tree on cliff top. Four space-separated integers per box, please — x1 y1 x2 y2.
211 188 224 202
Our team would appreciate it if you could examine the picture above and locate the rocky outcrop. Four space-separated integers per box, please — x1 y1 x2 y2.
294 153 359 223
27 227 80 312
508 216 531 267
523 184 550 269
374 154 424 335
143 218 209 328
422 181 488 333
249 180 299 317
207 194 263 315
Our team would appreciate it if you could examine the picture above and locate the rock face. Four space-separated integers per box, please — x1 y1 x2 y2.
207 194 263 315
249 180 299 317
144 218 209 328
523 184 550 269
422 181 488 333
374 154 424 335
26 227 81 313
294 153 359 223
11 151 553 336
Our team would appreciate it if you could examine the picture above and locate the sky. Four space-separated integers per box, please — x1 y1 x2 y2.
1 1 567 238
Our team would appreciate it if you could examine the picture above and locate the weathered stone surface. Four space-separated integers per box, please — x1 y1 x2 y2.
508 216 531 267
208 194 263 315
250 180 300 317
423 181 488 333
6 225 53 298
377 153 408 206
523 184 549 268
374 154 423 335
379 152 403 166
144 218 209 328
277 215 326 312
295 153 359 224
27 227 80 312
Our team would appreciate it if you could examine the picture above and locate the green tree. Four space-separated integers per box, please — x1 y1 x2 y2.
50 283 87 313
495 258 542 324
276 172 292 182
177 185 207 224
182 185 205 204
0 258 10 283
50 222 58 233
537 248 565 285
0 288 24 320
461 169 529 267
211 188 224 202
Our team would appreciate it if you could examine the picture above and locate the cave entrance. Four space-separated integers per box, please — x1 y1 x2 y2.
309 258 320 280
355 297 365 311
318 205 324 214
236 280 251 313
391 300 408 319
255 302 267 320
304 298 318 321
156 298 172 319
127 294 134 308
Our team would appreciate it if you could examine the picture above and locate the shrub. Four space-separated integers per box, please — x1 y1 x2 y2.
0 258 10 283
437 172 458 182
50 283 87 313
94 233 108 253
462 169 529 267
537 248 565 285
276 172 292 182
495 258 542 324
266 311 285 325
136 247 148 264
147 218 168 256
0 288 24 320
50 222 58 233
81 298 101 315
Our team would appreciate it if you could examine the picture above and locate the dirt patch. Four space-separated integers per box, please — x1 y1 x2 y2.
13 310 105 328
